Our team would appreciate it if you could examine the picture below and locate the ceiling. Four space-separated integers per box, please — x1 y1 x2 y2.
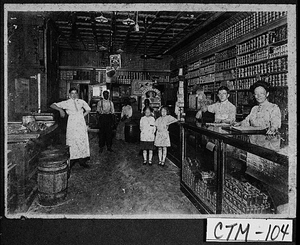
47 11 244 57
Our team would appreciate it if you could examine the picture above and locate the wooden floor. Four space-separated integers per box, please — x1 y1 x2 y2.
27 132 199 216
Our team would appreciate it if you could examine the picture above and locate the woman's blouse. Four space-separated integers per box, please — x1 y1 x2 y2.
54 99 91 116
241 100 281 130
140 116 156 141
155 115 178 132
121 105 133 118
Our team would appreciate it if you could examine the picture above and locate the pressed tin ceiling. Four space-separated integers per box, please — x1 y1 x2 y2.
9 11 248 57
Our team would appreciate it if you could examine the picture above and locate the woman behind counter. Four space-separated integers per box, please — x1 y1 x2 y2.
234 81 281 135
50 87 91 168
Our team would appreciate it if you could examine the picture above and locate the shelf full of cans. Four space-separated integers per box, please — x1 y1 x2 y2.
215 70 236 82
60 70 91 80
170 76 179 83
199 55 216 67
215 46 237 62
199 64 215 75
223 175 271 214
237 24 287 56
215 58 237 72
182 157 217 213
236 45 287 67
175 12 287 65
114 71 170 85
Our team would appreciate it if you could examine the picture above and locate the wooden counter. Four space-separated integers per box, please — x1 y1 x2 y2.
6 124 59 213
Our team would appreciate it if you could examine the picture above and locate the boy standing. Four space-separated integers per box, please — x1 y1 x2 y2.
196 86 236 124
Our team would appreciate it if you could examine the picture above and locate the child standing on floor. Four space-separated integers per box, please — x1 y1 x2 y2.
154 107 178 166
140 107 156 165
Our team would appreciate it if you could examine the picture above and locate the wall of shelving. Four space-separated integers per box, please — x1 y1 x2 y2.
170 11 288 121
58 51 171 101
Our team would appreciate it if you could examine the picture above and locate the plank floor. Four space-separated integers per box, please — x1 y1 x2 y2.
27 132 199 216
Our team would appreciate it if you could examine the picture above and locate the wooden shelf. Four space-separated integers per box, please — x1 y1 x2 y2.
269 39 288 46
268 70 288 75
268 54 288 60
215 78 236 82
59 66 171 73
237 44 269 56
215 55 236 63
183 16 287 65
215 67 236 72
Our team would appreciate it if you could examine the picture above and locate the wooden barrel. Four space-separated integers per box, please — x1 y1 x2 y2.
37 157 68 206
125 121 139 143
40 145 70 158
40 145 70 170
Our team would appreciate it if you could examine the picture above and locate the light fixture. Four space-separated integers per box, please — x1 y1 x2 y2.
99 45 107 51
122 14 135 26
116 48 124 53
95 13 108 23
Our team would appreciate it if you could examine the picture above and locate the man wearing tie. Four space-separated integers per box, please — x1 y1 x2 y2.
97 90 115 153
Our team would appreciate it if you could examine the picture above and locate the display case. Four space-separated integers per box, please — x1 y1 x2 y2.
180 122 289 215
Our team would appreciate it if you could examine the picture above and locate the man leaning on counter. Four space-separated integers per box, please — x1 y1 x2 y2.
195 86 236 124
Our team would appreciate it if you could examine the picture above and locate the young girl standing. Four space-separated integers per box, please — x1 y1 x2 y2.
154 107 178 166
140 107 156 165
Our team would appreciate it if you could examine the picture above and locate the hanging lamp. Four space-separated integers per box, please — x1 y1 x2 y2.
122 13 135 26
95 13 108 23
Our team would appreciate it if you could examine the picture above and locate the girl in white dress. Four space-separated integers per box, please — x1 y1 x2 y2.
140 107 156 165
50 87 91 168
154 107 178 166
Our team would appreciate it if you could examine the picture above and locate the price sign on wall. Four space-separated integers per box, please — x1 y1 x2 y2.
206 218 293 242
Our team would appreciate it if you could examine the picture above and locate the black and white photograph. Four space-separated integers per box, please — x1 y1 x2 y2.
3 2 296 225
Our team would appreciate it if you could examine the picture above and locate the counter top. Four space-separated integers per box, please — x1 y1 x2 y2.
182 122 288 165
7 124 58 143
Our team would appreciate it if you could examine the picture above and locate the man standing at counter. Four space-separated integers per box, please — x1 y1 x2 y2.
195 86 236 124
97 91 115 153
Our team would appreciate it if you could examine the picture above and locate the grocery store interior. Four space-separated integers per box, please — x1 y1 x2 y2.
6 8 295 217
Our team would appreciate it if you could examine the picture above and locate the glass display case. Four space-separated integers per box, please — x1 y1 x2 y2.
180 122 290 215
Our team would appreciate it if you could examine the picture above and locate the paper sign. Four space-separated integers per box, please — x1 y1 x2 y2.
206 218 293 242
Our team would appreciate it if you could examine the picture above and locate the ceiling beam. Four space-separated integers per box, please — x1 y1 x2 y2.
133 11 161 51
121 25 132 50
156 13 209 54
146 12 183 53
69 13 87 50
48 18 75 51
90 13 99 51
109 11 117 53
162 12 225 55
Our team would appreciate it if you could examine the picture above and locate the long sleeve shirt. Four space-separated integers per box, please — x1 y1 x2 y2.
241 100 281 130
97 99 115 114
